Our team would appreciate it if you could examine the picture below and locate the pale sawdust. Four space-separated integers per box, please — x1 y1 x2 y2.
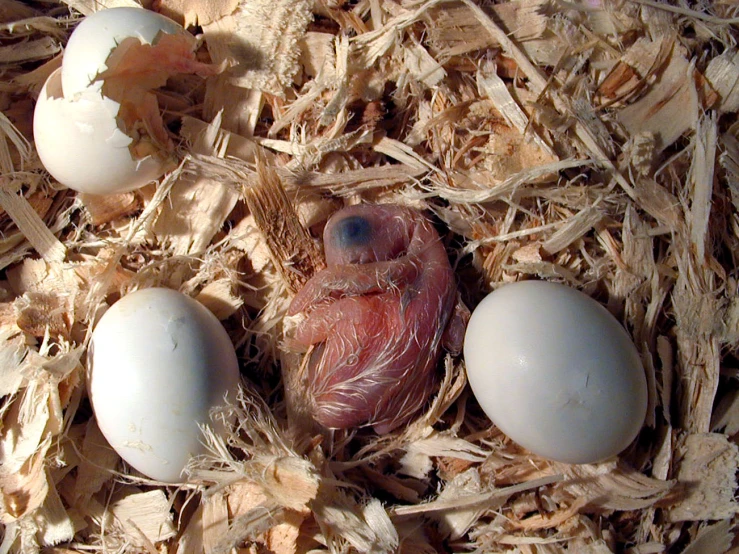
1 0 738 553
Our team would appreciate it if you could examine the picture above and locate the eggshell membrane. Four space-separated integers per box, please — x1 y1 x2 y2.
62 7 184 97
88 288 240 483
463 281 648 464
33 68 167 194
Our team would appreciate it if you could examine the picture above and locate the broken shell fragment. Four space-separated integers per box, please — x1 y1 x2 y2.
33 68 170 195
61 7 184 98
33 7 219 195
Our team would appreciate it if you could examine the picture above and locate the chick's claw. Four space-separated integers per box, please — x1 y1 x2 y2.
442 298 471 356
287 204 466 433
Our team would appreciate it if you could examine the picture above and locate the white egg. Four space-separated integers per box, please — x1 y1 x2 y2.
62 7 183 97
463 281 647 464
88 288 240 483
33 68 169 195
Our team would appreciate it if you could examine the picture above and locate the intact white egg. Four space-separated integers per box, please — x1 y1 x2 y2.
61 7 183 97
88 288 240 483
463 281 647 464
33 68 169 195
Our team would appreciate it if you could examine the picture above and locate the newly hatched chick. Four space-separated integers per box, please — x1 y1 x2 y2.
288 204 467 433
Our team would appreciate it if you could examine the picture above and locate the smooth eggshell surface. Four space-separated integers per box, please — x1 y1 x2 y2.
62 7 183 97
33 68 168 195
463 281 647 464
89 288 240 483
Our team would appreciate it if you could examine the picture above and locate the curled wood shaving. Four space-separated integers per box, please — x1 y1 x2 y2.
462 0 637 198
33 480 75 548
195 279 243 320
596 35 674 106
72 419 120 507
391 474 565 517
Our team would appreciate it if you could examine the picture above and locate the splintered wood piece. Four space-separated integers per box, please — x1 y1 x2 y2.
312 488 399 554
666 433 739 522
476 61 555 158
245 164 325 436
201 494 230 554
0 188 65 263
0 382 54 522
0 323 29 398
243 163 324 294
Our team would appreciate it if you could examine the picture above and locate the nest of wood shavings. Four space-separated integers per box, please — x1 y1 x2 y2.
2 0 739 552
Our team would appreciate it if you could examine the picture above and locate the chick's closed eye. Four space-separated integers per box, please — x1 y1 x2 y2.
332 215 373 249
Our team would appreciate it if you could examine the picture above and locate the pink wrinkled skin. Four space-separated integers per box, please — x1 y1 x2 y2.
288 204 466 433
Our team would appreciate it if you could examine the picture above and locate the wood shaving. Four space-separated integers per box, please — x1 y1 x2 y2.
155 0 239 27
108 489 177 546
203 0 313 96
1 0 739 552
666 433 739 522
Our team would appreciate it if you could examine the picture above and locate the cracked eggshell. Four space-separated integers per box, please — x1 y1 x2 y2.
88 288 240 483
463 281 647 464
33 68 168 194
62 7 184 97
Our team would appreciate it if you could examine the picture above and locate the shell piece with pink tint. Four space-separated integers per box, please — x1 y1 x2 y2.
287 204 468 434
33 7 221 195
